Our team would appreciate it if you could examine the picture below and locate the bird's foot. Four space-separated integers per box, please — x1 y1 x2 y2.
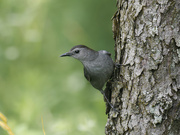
111 106 120 113
115 63 125 68
101 90 120 113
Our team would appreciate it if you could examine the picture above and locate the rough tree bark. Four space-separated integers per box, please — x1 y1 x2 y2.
105 0 180 134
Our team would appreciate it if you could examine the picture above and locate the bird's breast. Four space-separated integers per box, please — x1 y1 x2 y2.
82 56 114 90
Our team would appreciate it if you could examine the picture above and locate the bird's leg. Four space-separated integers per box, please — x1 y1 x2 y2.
100 90 114 108
100 90 119 112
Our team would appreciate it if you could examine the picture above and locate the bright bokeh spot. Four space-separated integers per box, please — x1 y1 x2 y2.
5 47 19 60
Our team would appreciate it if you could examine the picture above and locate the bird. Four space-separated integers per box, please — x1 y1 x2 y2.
60 45 115 110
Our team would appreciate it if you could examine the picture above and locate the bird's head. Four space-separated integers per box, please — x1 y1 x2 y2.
60 45 98 62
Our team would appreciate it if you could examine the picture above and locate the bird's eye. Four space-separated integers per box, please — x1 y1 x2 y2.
75 50 80 53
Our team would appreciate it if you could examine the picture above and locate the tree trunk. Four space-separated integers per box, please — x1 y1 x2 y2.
105 0 180 134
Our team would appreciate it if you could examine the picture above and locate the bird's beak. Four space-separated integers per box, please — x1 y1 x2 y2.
60 52 73 57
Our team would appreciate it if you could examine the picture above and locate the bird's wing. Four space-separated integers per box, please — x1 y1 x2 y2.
99 50 111 56
84 68 91 81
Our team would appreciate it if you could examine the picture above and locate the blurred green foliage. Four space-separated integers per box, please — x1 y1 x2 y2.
0 0 116 134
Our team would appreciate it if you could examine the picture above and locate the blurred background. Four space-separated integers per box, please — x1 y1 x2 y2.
0 0 116 135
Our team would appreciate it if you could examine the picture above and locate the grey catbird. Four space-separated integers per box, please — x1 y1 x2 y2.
60 45 115 110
